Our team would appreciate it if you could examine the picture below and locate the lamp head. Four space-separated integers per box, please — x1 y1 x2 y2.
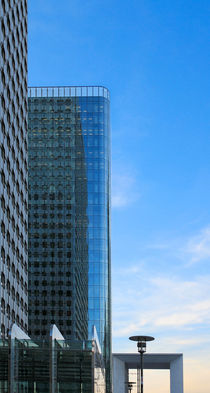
129 335 155 354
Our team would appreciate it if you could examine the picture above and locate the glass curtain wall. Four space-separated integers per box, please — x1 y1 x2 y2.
28 87 111 391
0 336 105 393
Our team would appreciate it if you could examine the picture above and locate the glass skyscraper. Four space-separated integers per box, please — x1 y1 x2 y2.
0 0 28 337
28 86 111 388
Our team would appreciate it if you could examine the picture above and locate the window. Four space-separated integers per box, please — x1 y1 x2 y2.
1 171 5 187
6 182 10 196
1 298 5 314
1 272 5 288
1 120 5 136
7 255 10 270
11 264 15 277
6 14 11 31
6 230 10 245
1 247 5 263
16 292 19 306
1 46 6 63
1 19 5 37
6 304 10 317
1 324 5 337
1 69 6 86
1 221 5 237
1 144 5 161
11 286 15 300
11 310 15 322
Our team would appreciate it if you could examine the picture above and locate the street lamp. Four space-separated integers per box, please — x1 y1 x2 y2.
125 381 136 393
129 335 155 393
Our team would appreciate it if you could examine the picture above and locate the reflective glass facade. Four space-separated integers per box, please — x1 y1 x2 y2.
0 324 105 393
28 87 111 389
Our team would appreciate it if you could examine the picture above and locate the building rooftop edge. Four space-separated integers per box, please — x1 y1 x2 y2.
28 85 110 100
113 353 183 356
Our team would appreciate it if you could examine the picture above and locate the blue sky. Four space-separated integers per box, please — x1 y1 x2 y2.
28 1 210 391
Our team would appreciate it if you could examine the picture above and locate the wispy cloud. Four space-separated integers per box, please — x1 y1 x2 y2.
184 226 210 264
144 225 210 266
111 173 140 208
112 272 210 338
112 225 210 393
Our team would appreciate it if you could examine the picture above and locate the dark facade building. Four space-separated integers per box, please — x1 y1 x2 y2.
0 0 28 337
28 86 111 388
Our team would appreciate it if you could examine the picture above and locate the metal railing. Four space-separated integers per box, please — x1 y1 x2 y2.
28 86 110 100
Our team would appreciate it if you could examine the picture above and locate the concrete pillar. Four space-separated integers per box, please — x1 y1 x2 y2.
170 355 183 393
113 357 126 393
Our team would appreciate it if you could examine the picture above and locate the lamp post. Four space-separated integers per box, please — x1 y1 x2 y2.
125 381 136 393
129 336 155 393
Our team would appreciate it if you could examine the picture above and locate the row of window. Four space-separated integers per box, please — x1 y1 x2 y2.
30 194 73 201
1 8 27 89
1 113 28 153
1 100 26 138
1 36 27 74
1 118 27 154
1 320 27 337
1 297 27 316
1 192 27 233
32 270 71 278
1 170 27 211
1 135 27 170
28 329 72 337
1 193 27 229
29 192 67 200
1 245 27 275
1 269 27 293
29 128 105 136
29 319 72 326
28 241 71 249
1 89 26 125
30 98 72 105
29 223 72 229
29 232 72 239
28 251 71 258
30 281 71 288
1 0 27 33
1 220 27 255
29 203 72 210
1 196 27 230
30 300 71 307
29 290 72 296
1 64 27 110
29 309 71 316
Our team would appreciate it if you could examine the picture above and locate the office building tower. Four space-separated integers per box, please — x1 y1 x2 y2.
28 86 111 387
0 0 28 337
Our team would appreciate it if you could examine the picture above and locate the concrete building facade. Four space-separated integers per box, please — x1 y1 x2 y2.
113 353 183 393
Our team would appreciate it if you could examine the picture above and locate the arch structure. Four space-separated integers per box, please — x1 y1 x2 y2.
113 353 183 393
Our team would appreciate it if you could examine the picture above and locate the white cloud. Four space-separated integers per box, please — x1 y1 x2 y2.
184 226 210 264
112 273 210 338
111 173 140 208
112 226 210 392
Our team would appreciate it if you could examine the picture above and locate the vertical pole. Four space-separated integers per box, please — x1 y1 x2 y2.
9 336 14 393
50 336 54 393
80 357 82 393
137 369 140 393
140 352 143 393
